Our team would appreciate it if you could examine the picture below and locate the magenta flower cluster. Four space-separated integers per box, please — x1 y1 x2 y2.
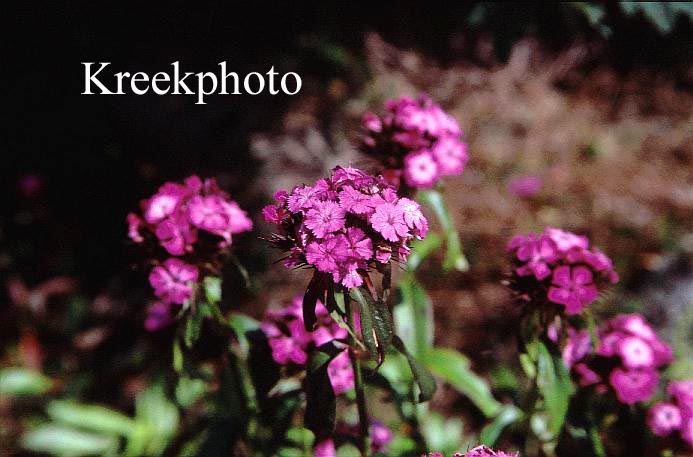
127 176 252 330
648 380 693 448
507 227 619 315
424 445 517 457
563 314 672 405
361 95 468 189
263 166 428 288
128 175 252 255
261 295 353 395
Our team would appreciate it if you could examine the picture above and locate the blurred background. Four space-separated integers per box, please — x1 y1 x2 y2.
3 2 692 456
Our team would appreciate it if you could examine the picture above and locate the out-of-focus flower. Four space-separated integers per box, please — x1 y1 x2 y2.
507 175 543 198
361 95 468 190
327 350 355 395
263 166 427 288
313 438 336 457
148 258 199 305
369 420 394 453
648 402 682 436
609 368 659 405
648 379 693 448
565 314 672 406
464 445 518 456
261 295 353 394
127 175 252 254
507 227 618 315
144 302 174 332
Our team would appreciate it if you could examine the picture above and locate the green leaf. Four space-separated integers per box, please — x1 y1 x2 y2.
351 286 393 364
46 401 135 437
127 383 179 456
395 277 434 358
392 336 436 402
424 347 501 417
203 276 222 304
419 411 465 455
479 405 523 446
175 376 206 408
407 233 443 271
21 424 119 457
0 367 52 396
534 340 574 439
304 343 341 440
303 272 327 331
173 339 183 373
417 189 469 272
228 313 260 358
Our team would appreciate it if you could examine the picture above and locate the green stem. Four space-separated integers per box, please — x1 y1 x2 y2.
345 290 371 457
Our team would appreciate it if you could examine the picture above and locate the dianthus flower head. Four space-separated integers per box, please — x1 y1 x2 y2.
361 95 468 190
563 314 672 406
129 175 252 328
507 227 618 315
128 175 252 254
263 166 427 289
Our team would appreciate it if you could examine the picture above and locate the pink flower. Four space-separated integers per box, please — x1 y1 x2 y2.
574 363 601 386
370 420 393 453
547 265 598 314
144 302 174 332
144 183 186 224
313 439 336 457
610 314 657 341
464 445 518 457
148 258 199 305
616 336 655 369
127 213 144 243
562 329 592 367
265 166 427 287
397 198 429 238
403 150 439 188
338 186 373 215
507 175 543 198
512 234 557 280
305 200 346 238
155 212 197 256
327 350 354 395
668 380 693 413
188 195 231 233
370 202 409 242
543 227 589 252
306 235 348 274
609 368 658 404
288 184 324 212
344 228 373 261
648 402 682 436
431 137 468 176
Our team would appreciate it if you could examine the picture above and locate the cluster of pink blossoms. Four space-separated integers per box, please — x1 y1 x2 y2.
263 166 428 288
424 445 517 457
127 176 252 330
648 380 693 448
507 227 619 315
563 314 672 405
361 95 468 189
261 296 353 395
314 420 393 456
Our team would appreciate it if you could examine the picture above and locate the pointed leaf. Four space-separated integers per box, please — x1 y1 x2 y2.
425 347 502 417
479 405 523 446
46 400 135 437
303 273 327 331
392 336 436 402
417 189 469 272
351 286 393 364
304 342 342 440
